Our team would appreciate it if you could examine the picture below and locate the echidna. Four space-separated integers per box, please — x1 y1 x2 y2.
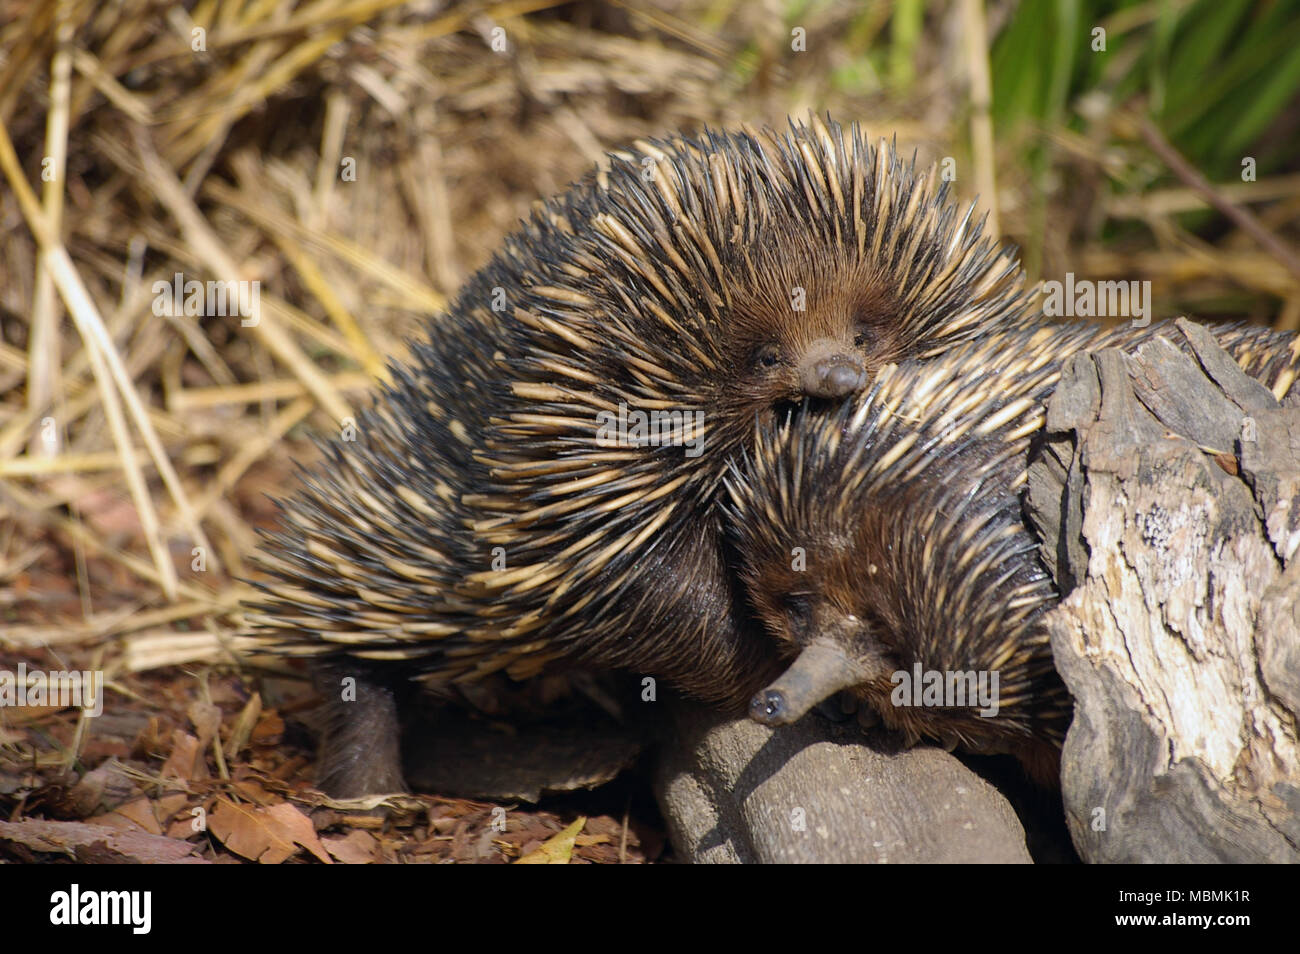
247 116 1039 796
724 320 1298 785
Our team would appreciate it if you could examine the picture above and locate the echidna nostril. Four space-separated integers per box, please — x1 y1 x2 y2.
799 351 865 399
750 689 788 724
795 337 867 400
821 360 866 398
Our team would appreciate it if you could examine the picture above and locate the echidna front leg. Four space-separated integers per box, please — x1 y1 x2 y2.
311 658 410 798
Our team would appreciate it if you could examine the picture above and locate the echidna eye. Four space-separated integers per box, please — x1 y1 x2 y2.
782 593 813 630
853 331 869 349
753 344 782 370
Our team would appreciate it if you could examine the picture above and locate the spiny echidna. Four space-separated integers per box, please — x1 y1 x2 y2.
247 115 1039 796
724 320 1298 785
447 117 1034 689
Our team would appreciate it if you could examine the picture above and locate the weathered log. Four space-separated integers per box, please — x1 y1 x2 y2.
652 698 1032 863
401 694 1035 862
1028 318 1300 863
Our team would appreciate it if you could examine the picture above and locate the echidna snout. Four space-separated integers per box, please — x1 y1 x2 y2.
749 634 883 727
729 280 916 431
797 337 868 399
748 689 792 725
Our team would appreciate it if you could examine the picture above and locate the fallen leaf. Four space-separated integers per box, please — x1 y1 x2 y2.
251 709 284 748
230 778 275 805
515 817 586 864
322 829 379 864
87 797 161 835
1213 451 1239 475
160 730 205 782
155 793 190 821
166 810 205 841
225 693 263 757
188 701 222 750
208 798 332 864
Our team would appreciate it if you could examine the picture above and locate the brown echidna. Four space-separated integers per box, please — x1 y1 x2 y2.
724 320 1298 785
247 116 1041 796
457 116 1038 698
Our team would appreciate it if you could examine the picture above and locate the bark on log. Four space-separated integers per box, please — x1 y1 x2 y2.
653 699 1032 863
1027 319 1300 863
